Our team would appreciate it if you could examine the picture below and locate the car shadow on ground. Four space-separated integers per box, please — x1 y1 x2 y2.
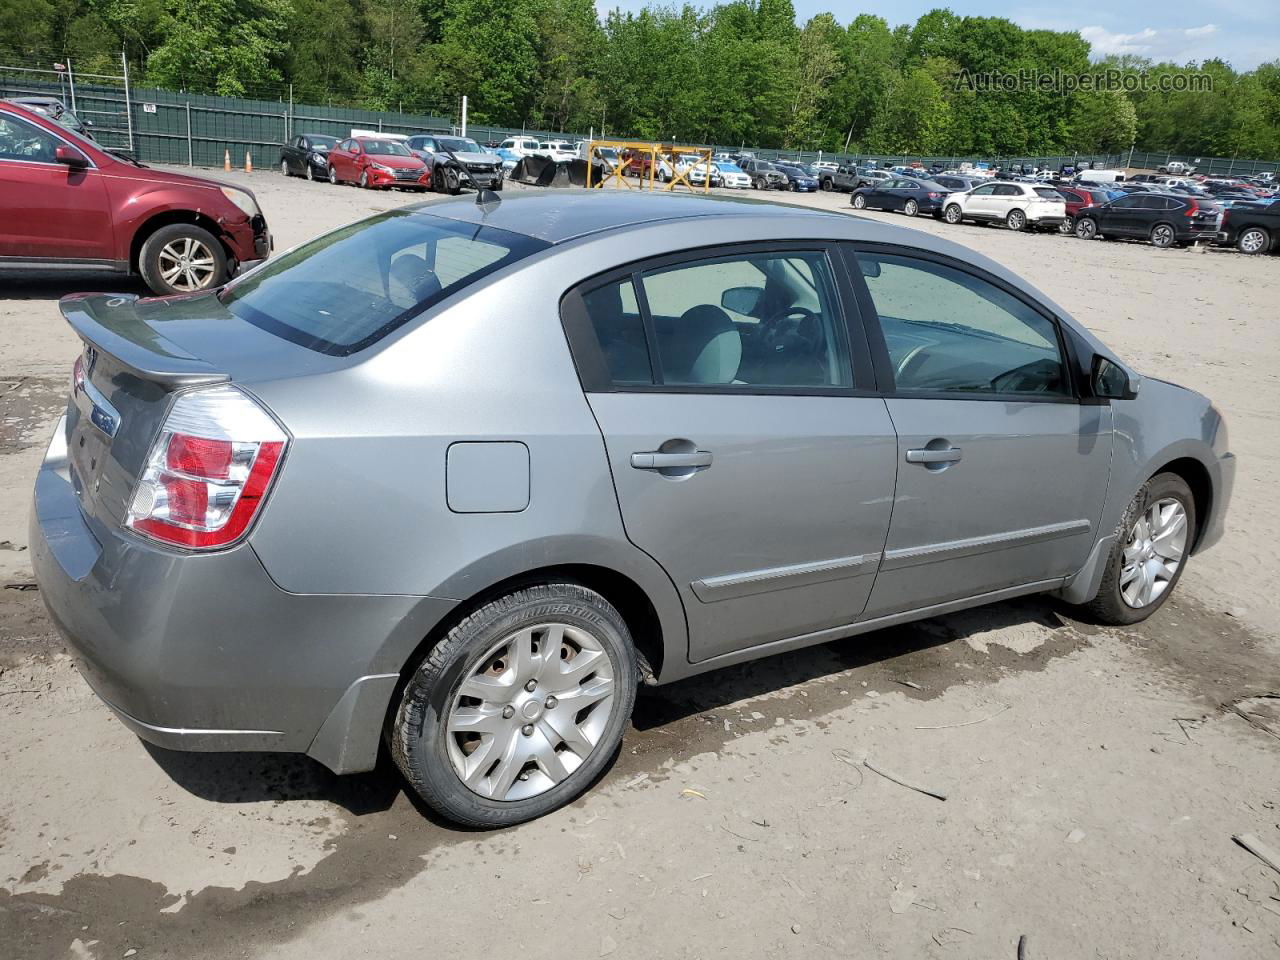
2 272 148 301
142 597 1076 819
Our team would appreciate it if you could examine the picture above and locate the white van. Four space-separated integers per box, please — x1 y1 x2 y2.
1077 169 1126 184
498 136 541 157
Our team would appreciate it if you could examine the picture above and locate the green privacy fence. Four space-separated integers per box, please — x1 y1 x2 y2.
0 76 452 168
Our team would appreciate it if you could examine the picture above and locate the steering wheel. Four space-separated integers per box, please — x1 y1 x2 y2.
990 358 1061 394
759 306 821 355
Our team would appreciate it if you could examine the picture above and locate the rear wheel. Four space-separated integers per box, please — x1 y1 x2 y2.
390 583 638 828
944 204 963 224
1082 473 1194 625
852 193 868 210
903 198 919 217
1059 216 1075 236
1150 222 1176 248
280 159 291 177
138 223 228 296
1237 226 1269 255
1006 208 1027 231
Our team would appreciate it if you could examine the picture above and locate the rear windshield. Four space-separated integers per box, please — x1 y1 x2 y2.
1034 188 1065 199
221 211 549 356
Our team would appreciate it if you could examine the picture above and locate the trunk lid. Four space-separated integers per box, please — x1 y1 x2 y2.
58 292 341 527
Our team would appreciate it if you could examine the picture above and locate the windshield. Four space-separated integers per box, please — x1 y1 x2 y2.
716 163 741 173
1034 188 1065 200
221 212 550 356
437 137 481 153
363 140 412 156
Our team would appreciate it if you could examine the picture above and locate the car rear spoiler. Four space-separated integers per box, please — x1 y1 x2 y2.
59 293 229 388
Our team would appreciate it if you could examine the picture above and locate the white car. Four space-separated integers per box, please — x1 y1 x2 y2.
498 136 541 157
941 181 1068 231
535 141 577 162
714 162 752 189
812 160 838 173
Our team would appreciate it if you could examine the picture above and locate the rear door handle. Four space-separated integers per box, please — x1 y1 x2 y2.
631 451 713 470
906 447 963 464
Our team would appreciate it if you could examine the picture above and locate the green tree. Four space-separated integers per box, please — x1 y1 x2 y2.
145 0 291 96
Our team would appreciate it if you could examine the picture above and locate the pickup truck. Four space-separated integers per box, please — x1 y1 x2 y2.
818 164 882 192
1217 199 1280 254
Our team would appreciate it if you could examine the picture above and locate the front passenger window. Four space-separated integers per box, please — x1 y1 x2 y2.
856 252 1069 398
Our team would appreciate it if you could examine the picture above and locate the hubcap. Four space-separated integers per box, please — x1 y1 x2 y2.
1120 497 1188 608
946 207 960 223
446 623 616 802
1241 230 1265 253
1154 226 1172 245
157 237 216 291
906 201 917 215
1010 212 1024 228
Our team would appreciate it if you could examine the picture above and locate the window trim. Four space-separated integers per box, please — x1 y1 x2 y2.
839 242 1083 404
559 240 877 397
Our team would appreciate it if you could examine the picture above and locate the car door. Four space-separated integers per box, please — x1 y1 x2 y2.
846 246 1112 617
989 183 1020 219
0 112 113 261
1100 194 1148 236
965 183 998 218
563 245 898 663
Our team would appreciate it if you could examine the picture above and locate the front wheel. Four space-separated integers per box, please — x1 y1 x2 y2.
328 165 338 185
1075 217 1098 240
358 169 370 189
390 584 638 828
1237 226 1269 255
820 178 832 191
852 193 868 210
138 223 228 296
1081 473 1195 625
943 204 963 224
903 199 919 217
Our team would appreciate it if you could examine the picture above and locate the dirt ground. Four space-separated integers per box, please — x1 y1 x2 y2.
1 171 1278 960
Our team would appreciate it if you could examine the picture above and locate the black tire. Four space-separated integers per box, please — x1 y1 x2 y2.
137 223 228 296
944 204 963 224
1058 216 1074 236
1075 217 1098 240
280 158 291 177
358 169 370 189
1237 226 1269 255
328 165 338 185
390 583 638 828
1081 473 1196 626
1149 222 1176 249
305 163 315 182
1006 208 1027 231
820 177 832 191
852 193 867 210
903 199 919 217
445 168 462 195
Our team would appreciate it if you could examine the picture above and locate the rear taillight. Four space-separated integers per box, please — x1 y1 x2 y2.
927 192 941 199
126 385 287 550
1185 201 1199 217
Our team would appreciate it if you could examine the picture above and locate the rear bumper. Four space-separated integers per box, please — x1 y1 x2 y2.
30 418 455 772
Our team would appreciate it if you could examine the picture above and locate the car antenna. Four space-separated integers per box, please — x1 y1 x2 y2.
476 187 501 212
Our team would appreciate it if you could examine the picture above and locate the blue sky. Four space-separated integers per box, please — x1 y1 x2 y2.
596 1 1278 71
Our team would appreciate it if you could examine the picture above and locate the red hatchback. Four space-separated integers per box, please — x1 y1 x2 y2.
0 100 270 295
326 137 430 190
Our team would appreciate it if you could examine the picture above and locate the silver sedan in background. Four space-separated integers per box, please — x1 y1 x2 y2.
32 193 1233 826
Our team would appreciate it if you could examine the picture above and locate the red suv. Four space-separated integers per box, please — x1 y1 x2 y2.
0 100 270 295
326 136 430 190
1053 184 1116 236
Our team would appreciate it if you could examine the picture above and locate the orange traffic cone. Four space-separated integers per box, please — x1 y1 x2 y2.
244 150 252 174
223 149 230 172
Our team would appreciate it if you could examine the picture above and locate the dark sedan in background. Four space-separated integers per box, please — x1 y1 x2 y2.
774 163 819 192
279 134 339 181
1073 193 1221 248
850 177 949 217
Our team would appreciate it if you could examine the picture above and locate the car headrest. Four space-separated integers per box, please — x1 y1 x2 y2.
388 254 442 307
666 305 741 384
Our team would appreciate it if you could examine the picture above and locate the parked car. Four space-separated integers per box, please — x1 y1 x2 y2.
933 174 982 194
536 141 576 162
498 136 541 157
851 177 950 217
327 136 431 191
941 182 1067 231
1053 185 1119 235
714 161 752 189
1217 199 1279 254
0 99 269 295
32 191 1233 827
7 96 94 140
773 163 819 192
1158 161 1195 175
279 133 339 181
818 163 869 192
406 134 503 194
1073 193 1220 248
623 149 656 178
740 158 788 190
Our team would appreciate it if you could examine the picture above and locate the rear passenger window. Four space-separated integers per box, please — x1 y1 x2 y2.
856 252 1069 398
579 252 852 390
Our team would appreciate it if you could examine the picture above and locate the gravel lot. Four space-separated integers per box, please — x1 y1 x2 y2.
1 170 1278 960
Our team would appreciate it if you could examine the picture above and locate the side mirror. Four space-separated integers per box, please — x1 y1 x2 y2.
55 145 88 169
721 286 763 315
1092 355 1139 400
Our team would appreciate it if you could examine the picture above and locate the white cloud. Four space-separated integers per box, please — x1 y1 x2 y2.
1079 25 1158 56
1184 24 1218 36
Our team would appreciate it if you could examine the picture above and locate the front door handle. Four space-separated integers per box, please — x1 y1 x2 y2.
631 451 713 470
906 447 963 464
